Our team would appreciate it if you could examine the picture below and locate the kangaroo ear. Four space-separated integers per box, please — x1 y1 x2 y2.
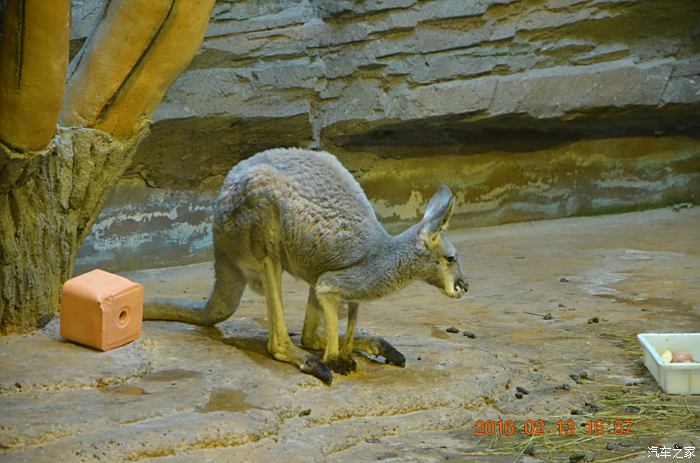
420 185 455 241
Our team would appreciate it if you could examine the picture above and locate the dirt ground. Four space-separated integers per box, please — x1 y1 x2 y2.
1 207 698 462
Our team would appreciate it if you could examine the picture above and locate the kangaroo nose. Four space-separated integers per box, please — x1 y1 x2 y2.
454 279 468 294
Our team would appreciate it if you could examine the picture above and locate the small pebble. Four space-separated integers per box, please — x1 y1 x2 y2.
569 373 580 383
587 317 599 324
298 409 311 417
516 386 530 395
586 402 601 412
560 277 570 283
569 453 585 462
579 371 589 380
558 303 566 308
365 438 381 444
606 442 617 451
446 326 460 333
562 383 571 390
543 313 553 320
515 392 523 399
524 444 535 455
463 331 476 338
571 409 583 415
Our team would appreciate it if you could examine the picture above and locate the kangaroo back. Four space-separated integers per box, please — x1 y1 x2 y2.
216 148 390 279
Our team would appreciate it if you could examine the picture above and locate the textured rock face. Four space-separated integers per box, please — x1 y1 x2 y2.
75 0 700 271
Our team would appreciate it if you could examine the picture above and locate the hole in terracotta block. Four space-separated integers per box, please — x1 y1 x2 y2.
118 307 129 325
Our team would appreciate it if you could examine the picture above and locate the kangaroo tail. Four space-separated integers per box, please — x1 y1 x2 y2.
143 261 246 326
143 297 216 325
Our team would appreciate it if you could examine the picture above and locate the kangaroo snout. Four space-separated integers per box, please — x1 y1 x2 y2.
452 277 468 298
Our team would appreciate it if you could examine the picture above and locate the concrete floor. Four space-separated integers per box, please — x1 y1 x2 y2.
1 207 698 462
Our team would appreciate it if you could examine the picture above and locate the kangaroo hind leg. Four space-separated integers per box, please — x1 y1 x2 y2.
303 292 358 374
303 291 404 368
339 302 358 359
301 288 325 351
261 256 332 384
314 291 357 375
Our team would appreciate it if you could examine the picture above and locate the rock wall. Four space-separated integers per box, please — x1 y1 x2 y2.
75 0 700 272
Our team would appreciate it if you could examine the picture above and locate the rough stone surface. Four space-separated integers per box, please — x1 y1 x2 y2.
72 0 700 270
5 208 700 461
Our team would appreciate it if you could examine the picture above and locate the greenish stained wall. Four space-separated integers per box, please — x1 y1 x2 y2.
74 0 700 272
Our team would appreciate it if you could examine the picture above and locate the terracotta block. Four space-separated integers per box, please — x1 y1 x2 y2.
60 269 143 351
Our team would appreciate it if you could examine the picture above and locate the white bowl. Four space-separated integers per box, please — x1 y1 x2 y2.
637 333 700 395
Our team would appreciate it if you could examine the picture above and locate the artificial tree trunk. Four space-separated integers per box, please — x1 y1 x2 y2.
0 0 214 333
0 128 147 333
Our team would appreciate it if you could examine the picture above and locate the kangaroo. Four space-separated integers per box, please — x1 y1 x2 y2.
144 148 468 384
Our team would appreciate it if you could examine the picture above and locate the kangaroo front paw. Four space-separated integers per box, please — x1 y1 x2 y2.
379 338 406 367
325 356 357 375
300 355 333 385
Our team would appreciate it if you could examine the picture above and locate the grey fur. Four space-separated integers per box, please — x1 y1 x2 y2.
144 148 468 384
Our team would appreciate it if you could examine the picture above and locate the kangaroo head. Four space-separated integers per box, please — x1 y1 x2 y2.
414 186 468 299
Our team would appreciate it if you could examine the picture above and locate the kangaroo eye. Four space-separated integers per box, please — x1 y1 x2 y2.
446 255 457 264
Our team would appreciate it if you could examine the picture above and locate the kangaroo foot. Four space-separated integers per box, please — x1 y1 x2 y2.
353 335 406 367
300 355 333 385
325 355 357 375
271 343 333 385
